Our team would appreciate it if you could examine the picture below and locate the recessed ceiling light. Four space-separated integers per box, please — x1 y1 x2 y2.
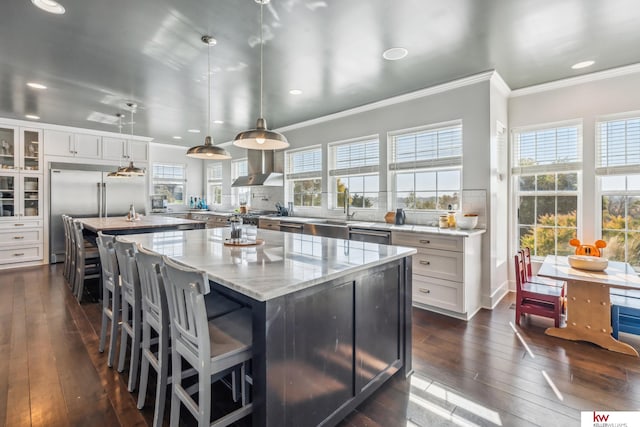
289 89 302 95
383 47 408 61
571 60 595 70
187 129 200 133
25 114 40 120
27 82 47 90
172 136 182 140
213 120 224 124
31 0 66 14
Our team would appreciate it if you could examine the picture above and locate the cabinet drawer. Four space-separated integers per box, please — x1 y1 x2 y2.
392 231 463 252
413 249 463 282
259 219 280 230
0 220 43 229
413 276 463 313
0 245 43 264
0 229 42 245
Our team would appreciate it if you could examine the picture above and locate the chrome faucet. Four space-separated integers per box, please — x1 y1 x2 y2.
344 189 356 220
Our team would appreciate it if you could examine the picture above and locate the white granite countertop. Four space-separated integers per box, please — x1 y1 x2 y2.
77 215 205 232
120 228 417 301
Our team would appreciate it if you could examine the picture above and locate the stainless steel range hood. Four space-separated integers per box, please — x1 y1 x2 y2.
232 149 283 187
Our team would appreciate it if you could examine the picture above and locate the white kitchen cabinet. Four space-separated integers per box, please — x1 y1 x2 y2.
0 125 43 173
392 230 483 320
44 129 101 159
102 137 148 162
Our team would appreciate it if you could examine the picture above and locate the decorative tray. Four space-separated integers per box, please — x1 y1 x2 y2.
224 239 264 247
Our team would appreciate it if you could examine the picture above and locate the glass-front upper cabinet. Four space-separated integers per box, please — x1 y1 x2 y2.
0 125 17 171
21 129 41 172
0 174 16 219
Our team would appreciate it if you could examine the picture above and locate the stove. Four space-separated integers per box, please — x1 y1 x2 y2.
237 210 279 226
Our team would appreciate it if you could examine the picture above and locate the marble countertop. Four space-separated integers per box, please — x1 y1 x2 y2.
77 215 205 232
120 228 416 301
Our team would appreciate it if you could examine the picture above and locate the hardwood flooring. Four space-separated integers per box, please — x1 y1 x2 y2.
1 265 639 426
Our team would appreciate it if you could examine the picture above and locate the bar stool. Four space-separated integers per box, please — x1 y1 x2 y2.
161 256 253 427
114 238 143 392
62 214 72 284
96 233 120 368
72 220 101 303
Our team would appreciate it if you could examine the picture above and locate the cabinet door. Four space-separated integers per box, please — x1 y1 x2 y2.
102 136 126 160
21 175 42 219
20 128 42 172
0 125 18 171
75 134 101 158
128 140 148 162
43 129 74 157
0 174 17 220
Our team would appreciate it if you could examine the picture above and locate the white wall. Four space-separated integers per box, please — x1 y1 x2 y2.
149 142 204 212
509 70 640 250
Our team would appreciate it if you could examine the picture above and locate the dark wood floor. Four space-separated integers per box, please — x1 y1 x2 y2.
2 265 640 427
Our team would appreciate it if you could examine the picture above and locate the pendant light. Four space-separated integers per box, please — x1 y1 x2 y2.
107 113 129 178
118 103 146 177
232 0 289 150
186 35 232 159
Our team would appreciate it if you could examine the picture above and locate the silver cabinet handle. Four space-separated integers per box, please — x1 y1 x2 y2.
13 236 25 239
14 253 25 256
14 223 25 226
419 239 430 244
419 260 431 265
419 288 430 294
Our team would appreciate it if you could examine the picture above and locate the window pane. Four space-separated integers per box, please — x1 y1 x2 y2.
519 176 535 191
364 175 379 192
629 196 640 231
153 184 184 204
557 173 577 191
397 193 412 209
519 196 536 225
628 175 640 191
414 192 437 210
536 174 555 191
438 192 459 210
396 173 414 192
519 226 535 253
557 233 576 256
349 176 364 193
602 230 626 262
601 175 626 192
628 232 640 266
535 227 556 257
557 196 577 227
438 170 460 191
536 196 555 225
602 195 625 229
415 171 436 191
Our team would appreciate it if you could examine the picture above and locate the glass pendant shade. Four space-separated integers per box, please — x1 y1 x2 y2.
186 136 231 159
232 118 288 150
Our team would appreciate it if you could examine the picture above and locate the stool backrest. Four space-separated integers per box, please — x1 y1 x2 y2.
115 238 140 302
514 251 527 291
135 246 168 328
160 256 211 362
96 235 119 291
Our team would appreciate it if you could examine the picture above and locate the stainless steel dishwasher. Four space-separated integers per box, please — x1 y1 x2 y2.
278 221 304 234
348 227 391 244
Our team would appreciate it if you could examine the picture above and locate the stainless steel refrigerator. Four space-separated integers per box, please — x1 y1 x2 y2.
49 162 146 263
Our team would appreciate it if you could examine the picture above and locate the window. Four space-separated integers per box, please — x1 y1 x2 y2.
152 163 186 204
206 162 223 205
285 147 322 207
329 137 379 209
231 159 250 206
597 116 640 268
512 123 582 257
389 122 462 210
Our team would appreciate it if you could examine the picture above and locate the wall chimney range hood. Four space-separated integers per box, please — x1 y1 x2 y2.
232 149 283 187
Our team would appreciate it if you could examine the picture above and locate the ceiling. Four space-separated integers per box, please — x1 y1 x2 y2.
2 0 640 147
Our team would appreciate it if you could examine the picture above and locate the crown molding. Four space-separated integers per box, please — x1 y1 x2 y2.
510 62 640 98
275 70 496 134
490 71 511 98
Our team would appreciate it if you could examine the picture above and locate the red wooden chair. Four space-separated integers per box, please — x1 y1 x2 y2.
521 247 566 293
514 251 564 328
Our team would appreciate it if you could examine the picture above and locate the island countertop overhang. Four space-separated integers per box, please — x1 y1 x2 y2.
119 228 416 301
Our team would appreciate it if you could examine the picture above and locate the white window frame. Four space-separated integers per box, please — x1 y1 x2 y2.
285 145 322 209
388 120 463 212
328 135 380 210
231 158 250 207
206 162 223 206
511 120 583 258
595 112 640 268
151 162 187 206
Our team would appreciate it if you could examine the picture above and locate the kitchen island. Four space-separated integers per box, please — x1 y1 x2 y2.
77 215 205 235
121 228 416 427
